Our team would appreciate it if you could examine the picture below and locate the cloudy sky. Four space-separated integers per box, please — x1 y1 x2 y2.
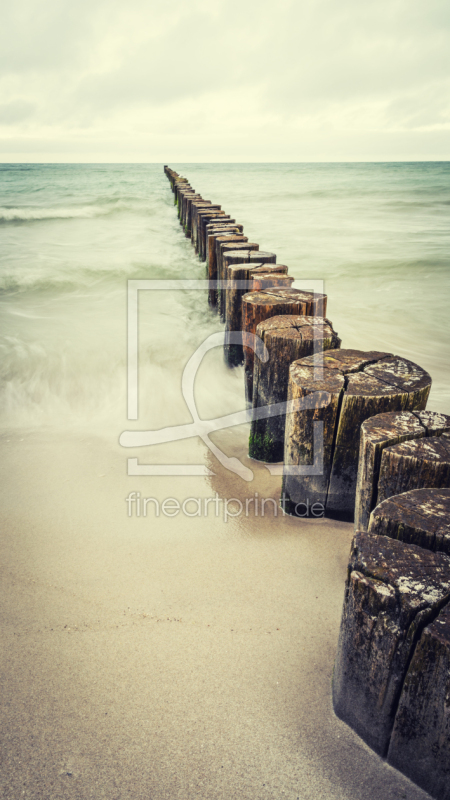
1 0 449 161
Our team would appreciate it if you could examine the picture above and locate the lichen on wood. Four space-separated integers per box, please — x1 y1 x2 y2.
368 487 450 555
332 530 450 757
281 350 431 520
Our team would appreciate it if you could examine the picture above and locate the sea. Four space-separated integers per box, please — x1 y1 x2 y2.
1 162 449 448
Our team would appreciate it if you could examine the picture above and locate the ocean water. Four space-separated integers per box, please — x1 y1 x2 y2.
1 162 449 448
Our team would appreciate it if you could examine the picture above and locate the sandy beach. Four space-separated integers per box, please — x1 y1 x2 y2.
0 427 432 800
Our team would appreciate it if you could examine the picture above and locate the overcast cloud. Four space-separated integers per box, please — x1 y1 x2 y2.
1 0 449 161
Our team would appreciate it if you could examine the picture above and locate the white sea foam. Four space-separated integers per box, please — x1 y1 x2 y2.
0 204 120 222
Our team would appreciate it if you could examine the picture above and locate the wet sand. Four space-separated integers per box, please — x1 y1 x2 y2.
0 430 431 800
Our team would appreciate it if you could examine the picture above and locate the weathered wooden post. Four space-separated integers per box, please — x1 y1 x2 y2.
167 169 179 190
208 234 249 308
281 350 432 519
198 213 235 259
377 434 450 502
181 193 202 233
192 204 221 252
218 243 261 319
186 199 211 240
250 273 294 293
242 288 327 406
197 210 229 259
205 223 243 270
173 178 190 206
249 316 341 462
354 410 450 530
206 221 242 237
221 249 276 324
387 597 450 800
176 185 194 218
224 264 289 367
177 188 195 221
169 171 182 192
212 233 248 270
332 530 450 756
368 486 450 554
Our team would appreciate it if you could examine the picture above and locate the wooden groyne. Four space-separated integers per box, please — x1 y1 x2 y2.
333 491 450 798
282 350 432 521
354 410 450 530
164 166 450 799
249 316 341 463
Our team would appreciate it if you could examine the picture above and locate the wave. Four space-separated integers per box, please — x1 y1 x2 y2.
0 199 155 223
0 261 192 296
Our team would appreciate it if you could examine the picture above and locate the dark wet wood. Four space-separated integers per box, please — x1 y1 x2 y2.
221 250 275 325
388 601 450 800
224 264 289 367
282 360 345 514
196 210 228 258
368 487 450 555
241 288 328 406
176 187 195 221
218 243 260 319
181 193 202 233
376 435 450 506
186 200 211 241
249 316 341 462
250 273 294 293
192 205 221 253
208 235 249 308
355 411 427 531
332 530 450 756
173 179 191 208
281 350 432 520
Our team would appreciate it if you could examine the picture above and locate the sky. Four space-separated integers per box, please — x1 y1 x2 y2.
1 0 449 162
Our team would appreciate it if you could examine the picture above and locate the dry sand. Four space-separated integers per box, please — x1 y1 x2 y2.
0 429 431 800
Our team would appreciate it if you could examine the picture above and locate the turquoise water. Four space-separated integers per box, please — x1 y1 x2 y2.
1 162 449 437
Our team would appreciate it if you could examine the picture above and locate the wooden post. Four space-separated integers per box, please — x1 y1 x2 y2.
281 350 432 520
167 170 179 189
249 316 341 462
168 170 182 191
177 187 195 221
332 530 450 757
368 486 450 554
173 179 190 206
206 221 241 232
208 234 248 309
210 233 246 269
186 199 211 240
175 185 193 217
242 288 327 406
250 273 294 293
192 204 221 252
388 599 450 799
205 224 242 264
377 434 450 504
181 193 202 233
221 248 274 323
217 243 260 319
182 193 200 231
224 264 289 367
204 224 241 277
355 410 450 531
199 216 238 261
196 210 228 259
